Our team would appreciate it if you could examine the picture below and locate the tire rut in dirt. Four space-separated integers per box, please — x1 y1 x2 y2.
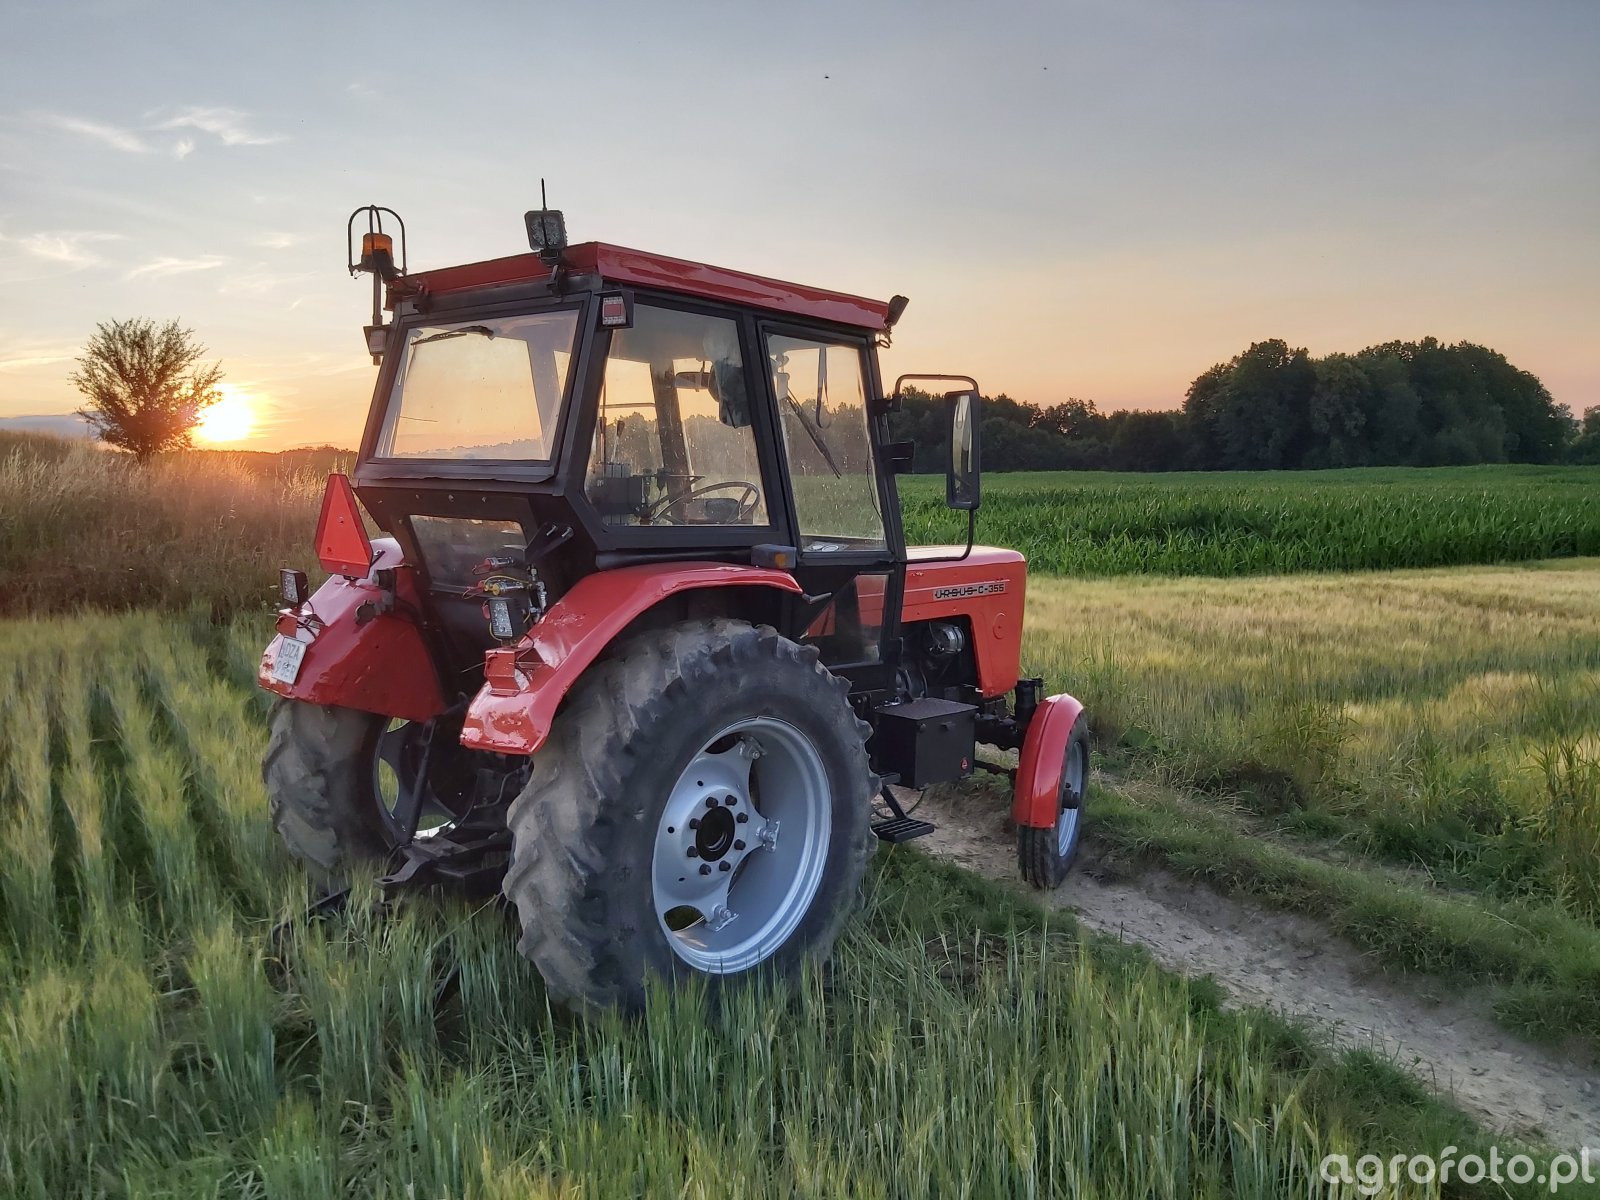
503 619 877 1012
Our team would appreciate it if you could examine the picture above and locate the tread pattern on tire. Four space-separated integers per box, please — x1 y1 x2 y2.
262 698 388 881
1018 824 1069 889
503 618 878 1011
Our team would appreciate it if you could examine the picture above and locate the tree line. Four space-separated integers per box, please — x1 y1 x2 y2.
891 338 1597 472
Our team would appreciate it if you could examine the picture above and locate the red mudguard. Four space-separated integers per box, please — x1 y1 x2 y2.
1012 693 1086 829
461 561 804 755
258 539 446 724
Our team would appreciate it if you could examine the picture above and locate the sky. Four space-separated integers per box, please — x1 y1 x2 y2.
1 0 1596 450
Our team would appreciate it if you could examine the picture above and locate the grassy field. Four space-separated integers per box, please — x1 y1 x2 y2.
0 610 1532 1197
1013 560 1600 1045
6 435 1599 1191
0 433 341 618
6 433 1598 619
902 465 1600 576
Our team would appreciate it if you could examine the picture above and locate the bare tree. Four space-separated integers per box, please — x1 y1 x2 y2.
71 318 223 460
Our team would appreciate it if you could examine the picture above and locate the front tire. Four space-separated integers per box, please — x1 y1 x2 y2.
1018 715 1089 889
503 619 876 1011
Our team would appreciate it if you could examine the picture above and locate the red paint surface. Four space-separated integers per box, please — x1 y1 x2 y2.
1012 694 1085 829
393 243 892 331
258 539 445 723
816 547 1026 697
461 562 804 755
903 546 1027 697
316 473 374 577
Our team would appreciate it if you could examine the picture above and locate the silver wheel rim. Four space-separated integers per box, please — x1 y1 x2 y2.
373 718 457 841
1057 739 1086 857
651 717 831 974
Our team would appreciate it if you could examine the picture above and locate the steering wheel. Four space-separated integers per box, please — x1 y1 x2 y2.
650 480 761 525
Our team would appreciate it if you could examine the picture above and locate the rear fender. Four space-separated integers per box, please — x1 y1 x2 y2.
258 538 446 723
1012 693 1085 829
461 562 804 755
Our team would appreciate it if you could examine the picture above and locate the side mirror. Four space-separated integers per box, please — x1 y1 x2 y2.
946 390 980 511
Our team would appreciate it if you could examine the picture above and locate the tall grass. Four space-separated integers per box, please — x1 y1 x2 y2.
0 610 1547 1195
0 432 334 617
903 465 1600 576
5 434 1599 626
1024 560 1600 922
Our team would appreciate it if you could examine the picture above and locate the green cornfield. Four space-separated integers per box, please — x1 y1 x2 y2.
901 465 1600 577
0 609 1520 1197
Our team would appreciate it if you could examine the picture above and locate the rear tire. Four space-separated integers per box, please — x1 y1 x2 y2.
262 699 390 882
1018 716 1089 889
503 619 876 1012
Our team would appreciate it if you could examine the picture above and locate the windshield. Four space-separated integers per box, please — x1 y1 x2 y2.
374 310 579 460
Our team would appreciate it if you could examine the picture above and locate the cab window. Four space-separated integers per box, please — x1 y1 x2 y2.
376 311 577 460
767 334 885 550
586 306 769 527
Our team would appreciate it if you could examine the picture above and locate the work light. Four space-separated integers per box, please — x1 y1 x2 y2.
525 208 568 254
280 568 309 607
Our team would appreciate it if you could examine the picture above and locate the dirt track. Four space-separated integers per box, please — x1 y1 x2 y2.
910 786 1600 1155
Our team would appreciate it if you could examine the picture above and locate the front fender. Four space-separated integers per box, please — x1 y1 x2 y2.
461 562 804 755
258 538 446 724
1012 693 1086 829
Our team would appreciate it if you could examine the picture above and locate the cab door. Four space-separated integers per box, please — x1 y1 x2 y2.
758 324 907 688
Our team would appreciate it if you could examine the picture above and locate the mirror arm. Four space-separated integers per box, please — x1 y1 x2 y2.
913 510 975 566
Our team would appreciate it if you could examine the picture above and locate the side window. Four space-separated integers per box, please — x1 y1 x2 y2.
586 306 769 528
767 334 885 550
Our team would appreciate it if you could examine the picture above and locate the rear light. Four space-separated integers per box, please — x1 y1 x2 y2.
280 568 309 607
316 473 374 577
598 291 633 328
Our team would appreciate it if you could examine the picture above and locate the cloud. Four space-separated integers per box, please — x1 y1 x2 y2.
219 268 315 296
0 332 84 374
156 106 285 147
252 231 300 250
347 82 381 101
126 255 229 280
0 413 93 438
16 230 123 268
39 113 156 155
40 113 152 154
173 137 195 160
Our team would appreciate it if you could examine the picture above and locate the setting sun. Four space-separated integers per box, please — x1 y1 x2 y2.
195 384 259 444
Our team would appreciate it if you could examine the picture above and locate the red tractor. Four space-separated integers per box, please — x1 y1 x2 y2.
260 203 1088 1009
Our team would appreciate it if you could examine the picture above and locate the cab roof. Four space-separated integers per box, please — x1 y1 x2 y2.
392 242 892 332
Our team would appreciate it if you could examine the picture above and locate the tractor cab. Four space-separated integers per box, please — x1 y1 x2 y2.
345 216 962 704
258 204 1087 1011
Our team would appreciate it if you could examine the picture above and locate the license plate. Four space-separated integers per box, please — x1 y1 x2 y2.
271 635 307 685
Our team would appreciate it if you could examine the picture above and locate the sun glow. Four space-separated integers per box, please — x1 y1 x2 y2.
194 384 259 443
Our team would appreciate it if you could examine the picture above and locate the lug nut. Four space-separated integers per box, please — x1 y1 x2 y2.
735 812 749 824
687 847 699 858
688 818 700 830
706 798 717 810
699 864 712 875
719 862 731 872
733 840 745 851
723 795 737 806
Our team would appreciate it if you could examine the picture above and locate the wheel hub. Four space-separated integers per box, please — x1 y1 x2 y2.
650 719 829 974
694 804 737 861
